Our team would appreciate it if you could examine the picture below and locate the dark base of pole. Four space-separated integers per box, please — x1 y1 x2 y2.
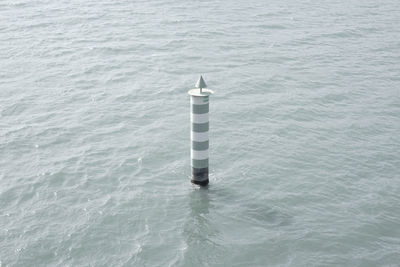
191 167 209 186
191 179 209 186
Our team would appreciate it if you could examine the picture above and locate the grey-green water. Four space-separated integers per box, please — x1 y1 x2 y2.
1 0 400 266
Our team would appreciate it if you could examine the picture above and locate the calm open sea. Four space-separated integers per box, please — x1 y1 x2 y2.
1 0 400 266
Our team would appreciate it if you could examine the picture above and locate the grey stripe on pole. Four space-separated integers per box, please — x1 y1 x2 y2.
192 140 209 150
192 159 209 169
192 122 209 133
191 104 209 114
188 75 214 186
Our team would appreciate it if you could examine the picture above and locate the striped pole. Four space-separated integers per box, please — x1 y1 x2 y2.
188 76 214 186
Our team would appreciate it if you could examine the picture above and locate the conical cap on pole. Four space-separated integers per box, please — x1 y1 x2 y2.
188 76 213 96
195 76 207 89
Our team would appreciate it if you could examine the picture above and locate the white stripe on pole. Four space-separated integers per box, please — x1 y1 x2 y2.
191 149 209 160
191 96 209 105
191 131 209 142
190 113 209 124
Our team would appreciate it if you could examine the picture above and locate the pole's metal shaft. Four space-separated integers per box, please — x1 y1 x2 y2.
190 94 209 185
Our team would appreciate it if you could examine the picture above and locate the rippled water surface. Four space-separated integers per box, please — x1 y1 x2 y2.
1 0 400 266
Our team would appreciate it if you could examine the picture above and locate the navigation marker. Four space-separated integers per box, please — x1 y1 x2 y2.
188 76 214 186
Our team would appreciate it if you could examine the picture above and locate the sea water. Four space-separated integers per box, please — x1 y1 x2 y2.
1 0 400 266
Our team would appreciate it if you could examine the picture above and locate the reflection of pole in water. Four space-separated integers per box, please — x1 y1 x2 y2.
189 188 210 218
182 188 220 265
188 76 214 186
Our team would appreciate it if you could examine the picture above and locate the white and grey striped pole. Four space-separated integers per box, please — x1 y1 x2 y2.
188 76 214 186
